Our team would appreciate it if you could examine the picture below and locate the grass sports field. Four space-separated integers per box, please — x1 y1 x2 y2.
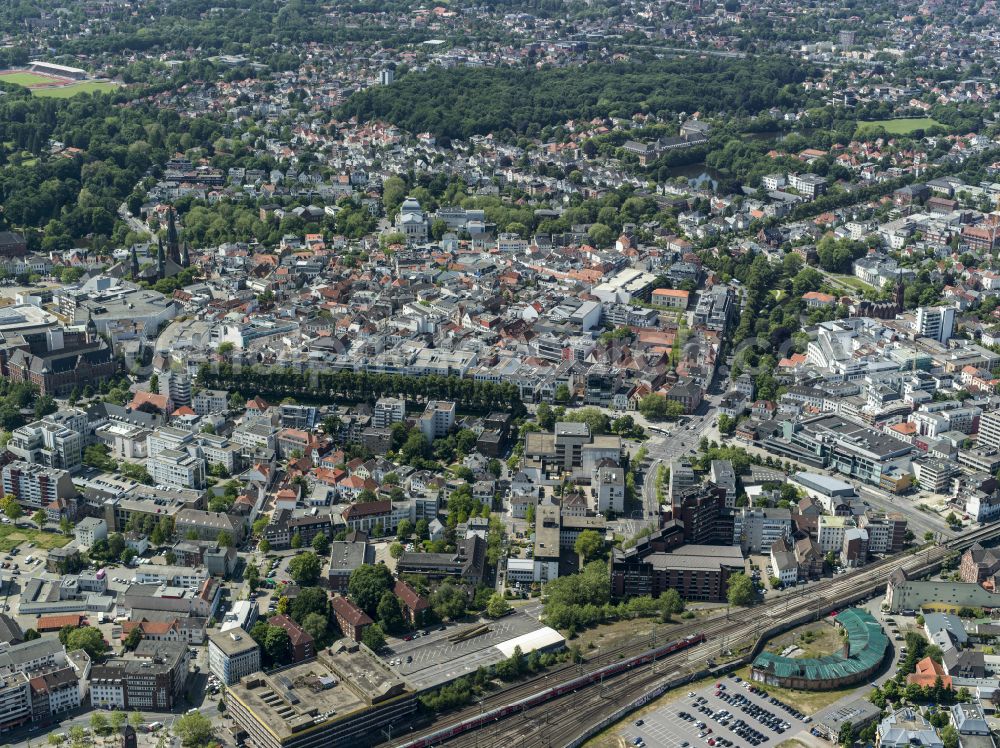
855 117 944 135
0 71 58 86
32 81 118 97
0 70 118 98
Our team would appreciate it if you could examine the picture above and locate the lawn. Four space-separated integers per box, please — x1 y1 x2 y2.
33 81 118 98
0 71 57 86
822 271 874 292
0 524 71 552
855 117 945 136
763 620 845 660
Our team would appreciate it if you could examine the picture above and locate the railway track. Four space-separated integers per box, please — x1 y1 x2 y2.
389 522 996 748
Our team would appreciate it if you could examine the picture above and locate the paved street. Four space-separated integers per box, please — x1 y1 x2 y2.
857 485 953 541
639 369 728 517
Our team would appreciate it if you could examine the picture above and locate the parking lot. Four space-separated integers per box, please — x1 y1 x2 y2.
620 674 812 748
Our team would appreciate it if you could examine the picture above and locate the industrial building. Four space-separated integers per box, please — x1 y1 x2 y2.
751 609 888 690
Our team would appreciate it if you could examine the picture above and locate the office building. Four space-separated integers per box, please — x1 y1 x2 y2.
147 449 206 489
7 411 86 472
192 388 227 416
396 535 487 585
327 540 374 593
732 508 793 553
611 539 744 603
208 629 261 686
668 458 698 505
74 517 108 550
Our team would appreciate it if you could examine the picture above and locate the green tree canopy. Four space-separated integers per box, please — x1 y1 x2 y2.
348 563 394 617
287 552 321 586
727 573 756 607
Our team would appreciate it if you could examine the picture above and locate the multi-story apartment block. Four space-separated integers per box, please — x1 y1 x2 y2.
915 306 956 343
90 642 188 711
693 285 736 332
174 509 243 544
158 371 192 408
817 514 857 553
1 461 75 512
266 615 314 663
330 596 372 642
978 410 1000 452
788 172 828 199
0 671 31 732
372 397 406 429
592 465 625 514
858 511 906 555
418 400 455 442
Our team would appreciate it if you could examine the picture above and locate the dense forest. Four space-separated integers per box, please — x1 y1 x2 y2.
338 56 817 140
0 85 224 252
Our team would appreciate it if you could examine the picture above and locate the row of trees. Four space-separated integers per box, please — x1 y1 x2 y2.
198 365 524 414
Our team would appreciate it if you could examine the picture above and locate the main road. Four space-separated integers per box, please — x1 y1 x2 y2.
640 367 729 518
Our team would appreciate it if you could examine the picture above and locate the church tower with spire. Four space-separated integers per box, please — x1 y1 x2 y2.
130 245 140 280
167 207 180 264
180 241 190 269
157 237 166 281
894 271 905 311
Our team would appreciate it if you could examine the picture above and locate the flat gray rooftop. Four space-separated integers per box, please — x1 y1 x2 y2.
387 611 546 690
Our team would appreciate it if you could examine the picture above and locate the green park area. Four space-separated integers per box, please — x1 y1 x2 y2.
855 117 945 136
0 524 71 552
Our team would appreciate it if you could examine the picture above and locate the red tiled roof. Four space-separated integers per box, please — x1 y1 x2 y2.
36 614 84 630
268 614 314 646
330 596 372 627
342 500 390 519
393 580 429 612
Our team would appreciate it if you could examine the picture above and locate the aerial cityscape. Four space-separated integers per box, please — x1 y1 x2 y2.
2 1 1000 748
